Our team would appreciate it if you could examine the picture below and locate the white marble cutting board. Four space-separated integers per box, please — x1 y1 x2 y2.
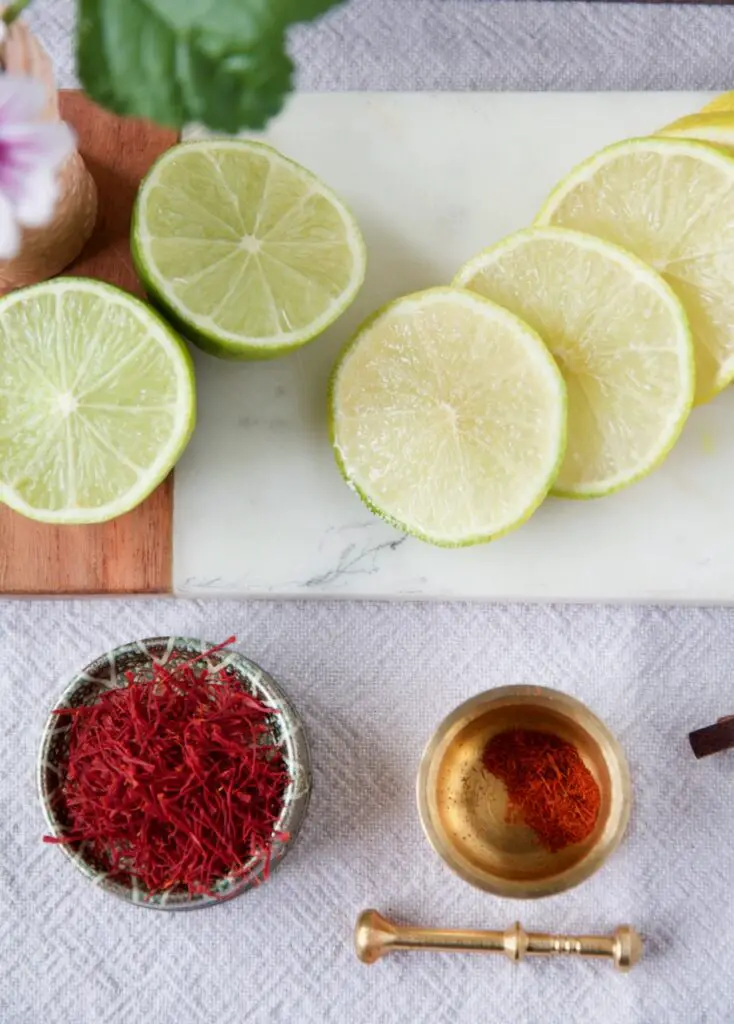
174 91 734 602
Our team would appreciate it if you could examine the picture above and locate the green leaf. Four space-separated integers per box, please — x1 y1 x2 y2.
77 0 345 132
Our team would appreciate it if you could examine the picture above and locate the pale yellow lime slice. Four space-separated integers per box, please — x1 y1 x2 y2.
659 112 734 149
132 139 366 359
455 228 694 497
536 136 734 403
0 278 195 524
329 288 566 546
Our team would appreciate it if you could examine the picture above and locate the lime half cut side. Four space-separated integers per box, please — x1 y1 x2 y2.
329 287 566 547
0 278 195 524
132 139 367 359
455 227 694 497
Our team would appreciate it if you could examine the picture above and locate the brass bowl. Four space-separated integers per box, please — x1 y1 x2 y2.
417 686 631 899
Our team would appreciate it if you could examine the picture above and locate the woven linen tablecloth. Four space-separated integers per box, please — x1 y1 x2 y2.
5 3 734 1023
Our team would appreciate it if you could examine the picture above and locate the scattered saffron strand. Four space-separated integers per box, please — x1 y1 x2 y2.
44 639 290 898
482 729 601 853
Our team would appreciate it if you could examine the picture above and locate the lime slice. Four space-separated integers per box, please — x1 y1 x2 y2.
329 288 566 546
699 93 734 114
132 140 366 359
536 137 734 403
455 228 694 498
0 278 195 524
659 112 734 149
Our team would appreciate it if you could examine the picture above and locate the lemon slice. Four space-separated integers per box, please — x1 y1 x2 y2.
455 228 694 497
0 278 195 524
699 93 734 114
329 287 566 546
536 136 734 403
132 140 366 359
659 112 734 149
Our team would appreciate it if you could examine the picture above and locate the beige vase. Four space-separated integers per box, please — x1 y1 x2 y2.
0 14 97 292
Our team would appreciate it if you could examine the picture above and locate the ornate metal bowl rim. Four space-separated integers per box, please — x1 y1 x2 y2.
37 636 312 911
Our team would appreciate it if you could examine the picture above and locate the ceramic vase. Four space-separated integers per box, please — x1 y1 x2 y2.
0 13 97 292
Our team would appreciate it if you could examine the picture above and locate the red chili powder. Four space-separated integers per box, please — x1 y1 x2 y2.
482 728 601 852
44 638 290 897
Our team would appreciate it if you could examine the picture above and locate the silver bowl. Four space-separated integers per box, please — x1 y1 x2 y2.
38 637 312 910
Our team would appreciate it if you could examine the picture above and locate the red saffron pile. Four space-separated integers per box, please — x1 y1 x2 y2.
482 729 601 853
44 639 290 897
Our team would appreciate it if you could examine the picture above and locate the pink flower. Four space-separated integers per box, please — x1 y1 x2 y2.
0 73 75 259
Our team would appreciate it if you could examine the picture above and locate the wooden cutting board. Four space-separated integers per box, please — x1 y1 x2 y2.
0 92 178 595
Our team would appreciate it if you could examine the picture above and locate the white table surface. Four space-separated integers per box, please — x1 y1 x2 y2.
5 3 734 1023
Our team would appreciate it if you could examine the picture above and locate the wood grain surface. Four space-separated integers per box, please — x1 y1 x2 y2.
0 92 178 595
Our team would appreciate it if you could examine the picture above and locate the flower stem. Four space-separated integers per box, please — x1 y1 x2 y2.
2 0 32 26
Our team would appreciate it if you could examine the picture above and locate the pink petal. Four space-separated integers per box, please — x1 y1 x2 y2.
14 168 58 228
0 76 79 255
0 121 75 171
0 190 21 259
0 160 24 207
0 74 45 124
0 121 74 217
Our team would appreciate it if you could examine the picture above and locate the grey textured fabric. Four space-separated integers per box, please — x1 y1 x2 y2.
5 599 734 1024
4 4 734 1024
28 0 734 92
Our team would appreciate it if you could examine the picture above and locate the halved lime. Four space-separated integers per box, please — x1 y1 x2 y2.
0 278 195 524
329 288 566 546
536 137 734 403
455 228 694 497
132 140 366 359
